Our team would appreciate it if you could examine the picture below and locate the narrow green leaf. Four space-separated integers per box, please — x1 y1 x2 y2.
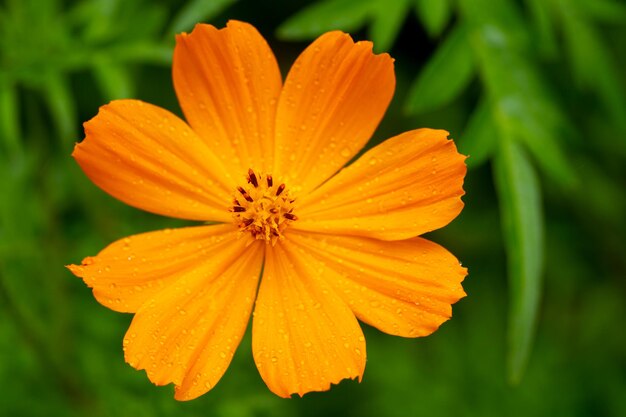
41 73 77 147
493 138 544 384
91 55 134 100
560 5 626 134
496 96 578 189
414 0 452 38
277 0 374 40
106 42 173 65
0 76 22 155
458 98 497 169
405 24 475 115
469 20 578 188
167 0 237 36
524 0 558 57
369 0 411 52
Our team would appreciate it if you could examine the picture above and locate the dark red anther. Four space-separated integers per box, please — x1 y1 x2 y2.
232 206 246 212
276 184 285 196
242 218 254 226
284 213 298 221
238 186 254 202
267 175 273 187
247 169 258 187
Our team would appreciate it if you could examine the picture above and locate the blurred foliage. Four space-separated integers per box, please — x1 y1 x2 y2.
0 0 625 416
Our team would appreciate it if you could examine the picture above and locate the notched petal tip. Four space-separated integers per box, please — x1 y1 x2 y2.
65 264 81 275
66 256 96 277
177 20 256 41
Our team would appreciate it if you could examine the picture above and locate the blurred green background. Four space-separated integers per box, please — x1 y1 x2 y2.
1 0 625 415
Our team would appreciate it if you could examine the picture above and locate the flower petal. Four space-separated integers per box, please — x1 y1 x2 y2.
252 242 366 398
74 100 233 222
286 231 467 337
273 31 394 194
293 129 466 240
123 237 264 401
67 224 239 313
173 21 282 174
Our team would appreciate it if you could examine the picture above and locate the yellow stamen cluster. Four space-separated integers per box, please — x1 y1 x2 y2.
231 169 297 244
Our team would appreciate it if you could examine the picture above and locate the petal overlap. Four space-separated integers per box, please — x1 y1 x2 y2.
74 100 233 222
68 224 240 313
123 236 264 400
286 231 467 337
293 129 467 240
252 242 366 397
174 21 282 174
273 31 395 194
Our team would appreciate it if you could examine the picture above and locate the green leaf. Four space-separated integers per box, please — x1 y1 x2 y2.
91 55 134 100
167 0 237 36
458 98 497 169
405 24 475 115
414 0 452 38
469 20 578 189
493 138 544 384
277 0 374 40
559 5 626 134
0 75 21 155
41 73 77 147
524 0 558 57
497 96 578 189
369 0 411 52
107 42 173 65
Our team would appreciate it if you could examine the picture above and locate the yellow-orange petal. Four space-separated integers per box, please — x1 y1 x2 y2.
273 31 395 195
67 224 239 313
252 242 366 398
286 231 467 337
293 128 467 240
123 237 264 401
74 100 233 222
173 21 282 174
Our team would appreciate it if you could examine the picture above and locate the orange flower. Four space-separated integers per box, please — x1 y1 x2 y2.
68 21 467 400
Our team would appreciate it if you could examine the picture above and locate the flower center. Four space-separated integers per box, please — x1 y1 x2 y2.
230 169 297 244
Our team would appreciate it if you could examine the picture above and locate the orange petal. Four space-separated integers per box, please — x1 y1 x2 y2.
173 21 282 174
293 129 467 240
273 31 395 194
67 224 239 313
252 242 366 397
286 230 467 337
123 237 264 401
74 99 233 222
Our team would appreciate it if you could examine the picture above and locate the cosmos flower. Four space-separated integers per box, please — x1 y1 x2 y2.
68 20 467 400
